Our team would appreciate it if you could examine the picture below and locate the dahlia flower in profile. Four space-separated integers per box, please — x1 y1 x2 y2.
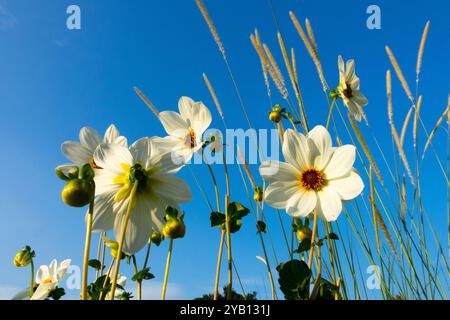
60 124 127 170
91 137 192 254
158 96 212 161
337 56 368 122
259 126 364 222
30 259 71 300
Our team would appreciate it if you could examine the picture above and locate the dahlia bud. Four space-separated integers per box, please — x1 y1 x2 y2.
104 238 125 260
151 231 163 246
163 207 186 239
269 104 283 123
61 179 95 208
14 246 34 267
163 218 186 239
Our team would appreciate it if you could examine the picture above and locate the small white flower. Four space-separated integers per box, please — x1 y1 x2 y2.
31 259 71 300
60 124 127 170
337 56 368 122
158 97 212 161
91 137 192 255
259 126 364 222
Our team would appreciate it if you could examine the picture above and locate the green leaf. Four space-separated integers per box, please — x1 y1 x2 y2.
316 279 340 300
327 233 339 240
227 202 250 220
256 221 266 233
294 238 312 253
48 287 65 300
276 260 312 300
88 259 102 270
210 211 226 227
132 267 155 282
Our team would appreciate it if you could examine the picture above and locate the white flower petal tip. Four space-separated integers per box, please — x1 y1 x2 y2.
60 124 127 168
261 125 363 223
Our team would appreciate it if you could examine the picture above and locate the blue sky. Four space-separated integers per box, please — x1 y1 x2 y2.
0 0 449 299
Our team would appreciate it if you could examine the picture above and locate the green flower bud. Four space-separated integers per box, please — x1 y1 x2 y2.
296 226 312 242
269 110 282 123
61 179 95 207
80 164 95 181
14 246 34 267
163 218 186 239
269 104 283 123
151 231 163 246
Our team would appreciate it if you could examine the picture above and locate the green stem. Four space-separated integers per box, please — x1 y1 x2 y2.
29 259 34 298
161 239 174 300
213 229 226 300
109 182 138 300
326 98 337 130
81 200 94 300
132 255 141 300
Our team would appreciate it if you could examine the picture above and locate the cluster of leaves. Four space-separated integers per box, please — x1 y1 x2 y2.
276 260 340 300
86 275 125 300
132 267 154 282
210 202 250 233
194 287 257 301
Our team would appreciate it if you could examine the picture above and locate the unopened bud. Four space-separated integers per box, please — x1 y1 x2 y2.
14 246 34 267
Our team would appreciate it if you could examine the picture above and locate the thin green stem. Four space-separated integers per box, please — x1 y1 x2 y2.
213 230 226 300
132 255 141 300
81 200 94 300
29 259 34 298
161 239 174 300
326 98 337 130
109 182 138 300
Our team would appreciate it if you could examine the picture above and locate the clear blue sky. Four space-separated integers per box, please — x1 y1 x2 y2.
0 0 448 299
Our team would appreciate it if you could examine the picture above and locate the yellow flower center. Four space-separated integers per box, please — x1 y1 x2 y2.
42 277 53 284
299 168 327 191
184 129 196 148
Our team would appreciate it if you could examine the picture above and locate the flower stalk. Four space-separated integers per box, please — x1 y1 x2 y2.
81 199 94 300
161 238 174 300
109 181 138 299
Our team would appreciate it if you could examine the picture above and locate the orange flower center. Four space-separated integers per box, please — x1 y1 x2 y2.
42 277 53 284
185 129 196 148
343 83 353 98
300 168 327 191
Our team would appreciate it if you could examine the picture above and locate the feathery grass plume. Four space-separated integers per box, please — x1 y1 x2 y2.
400 106 414 147
416 21 430 81
401 175 407 221
133 86 159 117
237 147 256 189
369 167 398 259
250 32 287 99
413 95 423 147
195 0 225 57
203 73 224 121
422 101 450 159
254 30 272 99
305 18 318 58
291 48 298 85
289 11 328 92
277 32 309 132
348 113 384 185
262 43 286 90
385 46 414 103
387 70 415 185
